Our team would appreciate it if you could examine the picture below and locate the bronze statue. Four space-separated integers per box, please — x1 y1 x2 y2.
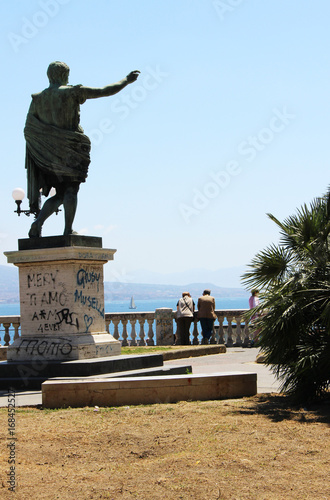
24 61 140 237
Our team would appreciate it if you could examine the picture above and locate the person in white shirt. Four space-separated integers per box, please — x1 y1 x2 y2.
176 292 195 345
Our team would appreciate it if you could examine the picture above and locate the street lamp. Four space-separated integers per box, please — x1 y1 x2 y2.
12 188 32 216
12 187 60 217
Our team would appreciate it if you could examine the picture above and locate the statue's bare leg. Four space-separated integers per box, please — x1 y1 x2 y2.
63 183 79 236
29 193 64 237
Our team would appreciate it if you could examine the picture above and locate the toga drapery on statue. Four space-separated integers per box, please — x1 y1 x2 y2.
24 111 91 213
24 61 139 238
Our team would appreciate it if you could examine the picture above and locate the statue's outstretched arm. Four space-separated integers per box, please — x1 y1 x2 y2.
81 71 140 99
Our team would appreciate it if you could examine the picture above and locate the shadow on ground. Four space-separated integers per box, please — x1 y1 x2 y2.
236 393 330 424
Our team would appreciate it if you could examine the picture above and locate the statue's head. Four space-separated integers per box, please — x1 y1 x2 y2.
47 61 70 85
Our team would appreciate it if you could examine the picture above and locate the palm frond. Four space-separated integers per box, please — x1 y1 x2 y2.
241 186 330 401
241 244 291 290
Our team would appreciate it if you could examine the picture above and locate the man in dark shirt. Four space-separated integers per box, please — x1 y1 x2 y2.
197 289 217 344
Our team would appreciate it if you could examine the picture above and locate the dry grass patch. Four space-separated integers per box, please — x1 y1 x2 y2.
0 394 329 499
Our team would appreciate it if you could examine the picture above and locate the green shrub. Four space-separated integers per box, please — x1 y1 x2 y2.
242 188 330 402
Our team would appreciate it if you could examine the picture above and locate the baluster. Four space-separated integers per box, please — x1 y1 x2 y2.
146 317 155 346
234 316 242 346
210 318 217 344
3 323 11 347
217 316 225 344
192 318 199 345
138 318 146 346
243 321 250 347
12 322 20 342
121 319 128 346
112 318 120 341
130 318 137 346
226 315 234 347
105 316 111 333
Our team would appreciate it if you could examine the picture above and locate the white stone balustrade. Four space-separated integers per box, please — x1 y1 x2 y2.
104 312 156 347
0 316 21 346
0 310 251 347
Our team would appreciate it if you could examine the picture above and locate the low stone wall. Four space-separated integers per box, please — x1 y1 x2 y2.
42 371 257 408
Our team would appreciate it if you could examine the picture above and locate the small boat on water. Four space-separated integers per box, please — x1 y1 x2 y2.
129 296 137 309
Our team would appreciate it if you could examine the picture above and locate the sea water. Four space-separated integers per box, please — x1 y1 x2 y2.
0 297 249 316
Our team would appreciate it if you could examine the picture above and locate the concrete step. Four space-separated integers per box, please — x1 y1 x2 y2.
42 372 258 409
0 364 193 391
0 353 165 390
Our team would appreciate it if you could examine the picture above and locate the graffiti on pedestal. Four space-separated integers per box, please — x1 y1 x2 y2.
23 265 105 335
76 268 101 292
25 270 79 333
84 314 93 333
74 267 105 333
16 337 73 356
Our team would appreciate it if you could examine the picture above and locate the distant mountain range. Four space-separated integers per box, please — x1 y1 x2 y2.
0 265 248 304
104 281 247 302
0 265 19 303
117 266 246 289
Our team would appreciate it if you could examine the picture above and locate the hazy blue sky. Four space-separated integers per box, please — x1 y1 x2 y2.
1 0 329 287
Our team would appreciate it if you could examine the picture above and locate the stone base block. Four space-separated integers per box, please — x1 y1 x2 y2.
256 353 266 363
6 333 121 362
42 371 257 408
0 347 8 361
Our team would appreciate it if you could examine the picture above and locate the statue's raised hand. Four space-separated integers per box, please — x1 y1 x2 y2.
126 70 140 83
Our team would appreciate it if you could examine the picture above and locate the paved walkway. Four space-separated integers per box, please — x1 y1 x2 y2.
0 348 280 408
165 347 280 394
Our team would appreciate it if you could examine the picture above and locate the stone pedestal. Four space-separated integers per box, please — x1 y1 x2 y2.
155 308 174 346
4 236 121 361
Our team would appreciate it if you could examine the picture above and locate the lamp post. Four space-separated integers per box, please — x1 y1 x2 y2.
12 187 60 217
12 188 31 216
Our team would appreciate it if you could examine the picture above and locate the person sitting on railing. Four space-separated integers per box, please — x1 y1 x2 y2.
175 292 195 345
197 289 217 345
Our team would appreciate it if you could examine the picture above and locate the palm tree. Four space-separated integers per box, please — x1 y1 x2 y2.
242 188 330 401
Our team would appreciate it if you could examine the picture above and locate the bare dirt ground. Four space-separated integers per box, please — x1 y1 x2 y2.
0 394 329 500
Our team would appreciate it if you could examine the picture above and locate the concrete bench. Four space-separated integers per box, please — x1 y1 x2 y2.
42 371 257 408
